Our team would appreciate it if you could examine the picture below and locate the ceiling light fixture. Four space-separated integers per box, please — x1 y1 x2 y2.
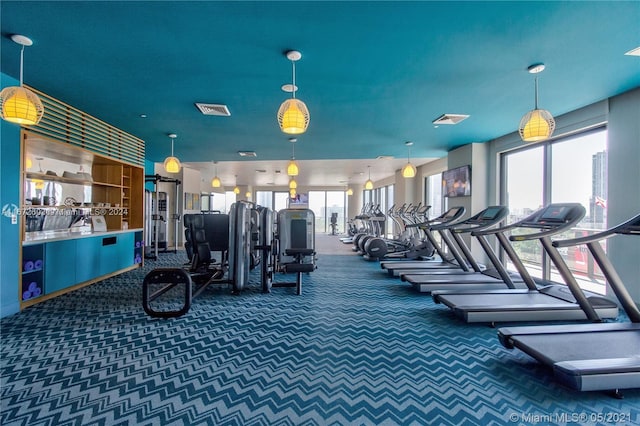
346 179 353 196
401 141 417 178
289 188 297 198
163 133 181 173
278 50 310 135
0 35 44 126
211 161 221 188
245 191 252 199
519 63 555 143
287 137 299 176
233 175 240 194
289 177 297 190
364 166 373 190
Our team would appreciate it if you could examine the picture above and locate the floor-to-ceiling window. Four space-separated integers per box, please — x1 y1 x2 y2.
425 172 443 219
309 190 347 233
256 191 273 210
500 127 608 293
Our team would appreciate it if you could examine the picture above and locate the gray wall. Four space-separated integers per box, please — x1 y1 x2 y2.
607 88 640 304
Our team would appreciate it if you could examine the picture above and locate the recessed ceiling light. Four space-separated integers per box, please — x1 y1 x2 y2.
238 151 257 157
139 114 147 118
625 46 640 56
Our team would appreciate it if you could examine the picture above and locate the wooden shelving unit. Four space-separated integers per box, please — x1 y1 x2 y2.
23 131 144 232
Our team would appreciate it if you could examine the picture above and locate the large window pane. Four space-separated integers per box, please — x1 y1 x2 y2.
256 191 273 209
386 185 394 237
549 129 607 293
308 191 325 232
503 146 544 279
274 192 289 212
501 127 608 294
426 173 443 219
327 191 346 234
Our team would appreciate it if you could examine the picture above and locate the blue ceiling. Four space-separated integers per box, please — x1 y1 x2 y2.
2 1 639 168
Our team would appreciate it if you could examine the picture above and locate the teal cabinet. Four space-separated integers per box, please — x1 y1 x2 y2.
116 232 135 271
45 240 77 294
76 237 102 283
23 231 139 301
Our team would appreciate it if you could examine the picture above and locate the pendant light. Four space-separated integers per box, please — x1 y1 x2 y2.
364 166 374 190
245 191 252 199
287 137 299 176
290 188 297 198
211 161 221 188
277 50 310 135
401 141 417 178
519 63 555 143
163 133 181 173
0 35 44 126
233 175 240 194
346 184 353 196
289 177 297 190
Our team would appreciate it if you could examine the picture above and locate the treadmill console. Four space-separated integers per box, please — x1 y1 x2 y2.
539 205 572 224
444 207 462 219
480 207 502 221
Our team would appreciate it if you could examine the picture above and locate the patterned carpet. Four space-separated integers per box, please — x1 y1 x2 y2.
1 234 639 425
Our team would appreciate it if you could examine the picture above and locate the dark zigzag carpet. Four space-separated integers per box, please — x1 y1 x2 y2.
1 238 639 425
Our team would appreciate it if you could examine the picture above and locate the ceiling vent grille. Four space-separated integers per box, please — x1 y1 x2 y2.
195 103 231 116
432 113 470 125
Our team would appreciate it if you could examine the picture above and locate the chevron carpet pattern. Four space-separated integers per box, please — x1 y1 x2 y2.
1 234 639 425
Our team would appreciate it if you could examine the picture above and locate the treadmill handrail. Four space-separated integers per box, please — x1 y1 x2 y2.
450 206 509 234
423 207 467 231
508 204 586 241
552 213 640 248
471 203 585 238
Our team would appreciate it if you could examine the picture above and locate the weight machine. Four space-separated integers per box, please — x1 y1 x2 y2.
144 174 181 260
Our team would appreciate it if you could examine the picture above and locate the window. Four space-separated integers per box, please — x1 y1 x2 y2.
309 190 347 233
425 172 443 219
256 191 273 209
210 191 236 213
273 192 289 211
500 127 608 293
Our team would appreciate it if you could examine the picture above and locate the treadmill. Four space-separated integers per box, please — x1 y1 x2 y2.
432 203 619 324
380 206 467 274
400 206 528 292
497 213 640 394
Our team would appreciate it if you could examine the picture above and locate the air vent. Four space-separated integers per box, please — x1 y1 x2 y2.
255 169 267 173
376 155 394 160
238 151 257 157
195 103 231 116
432 114 470 125
625 46 640 56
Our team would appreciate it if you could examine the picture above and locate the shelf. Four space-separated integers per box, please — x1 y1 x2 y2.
25 171 124 189
26 171 93 186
